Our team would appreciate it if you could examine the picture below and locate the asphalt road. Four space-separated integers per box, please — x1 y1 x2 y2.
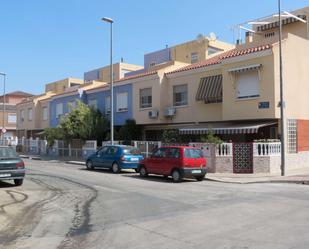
1 159 309 249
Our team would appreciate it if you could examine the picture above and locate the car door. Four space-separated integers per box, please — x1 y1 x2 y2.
104 146 119 168
93 146 108 167
164 148 181 175
150 148 167 174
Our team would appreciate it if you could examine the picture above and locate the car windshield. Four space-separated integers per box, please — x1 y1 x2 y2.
184 148 203 158
0 147 19 159
123 147 141 155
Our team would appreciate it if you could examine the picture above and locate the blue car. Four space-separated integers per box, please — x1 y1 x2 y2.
86 145 144 173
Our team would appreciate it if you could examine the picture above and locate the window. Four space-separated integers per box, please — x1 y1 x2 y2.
287 119 297 154
191 52 199 63
56 103 63 117
68 101 76 112
116 92 128 112
265 32 275 38
106 147 118 155
236 70 260 99
28 108 33 121
184 148 203 158
105 96 111 114
152 148 167 158
149 62 156 67
8 114 16 124
166 148 180 158
88 99 97 109
20 110 24 122
173 84 188 106
140 88 152 108
42 107 48 121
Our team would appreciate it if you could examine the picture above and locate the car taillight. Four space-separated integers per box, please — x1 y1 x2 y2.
16 161 25 168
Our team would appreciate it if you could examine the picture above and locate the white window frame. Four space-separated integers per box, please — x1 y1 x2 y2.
20 110 25 123
68 100 76 112
28 108 33 121
116 92 128 112
140 88 152 109
105 96 111 115
56 103 63 118
191 52 199 63
88 99 98 109
8 113 17 124
42 107 48 121
173 84 188 107
235 70 260 100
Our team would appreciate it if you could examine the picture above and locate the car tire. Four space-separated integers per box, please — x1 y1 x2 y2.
196 175 205 181
112 162 120 173
14 179 23 186
139 166 148 177
172 169 182 183
86 160 94 170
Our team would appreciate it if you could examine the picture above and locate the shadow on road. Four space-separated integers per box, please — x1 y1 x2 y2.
122 174 196 184
78 168 136 175
0 180 16 188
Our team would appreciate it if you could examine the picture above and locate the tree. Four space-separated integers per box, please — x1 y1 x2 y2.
118 119 142 142
201 129 223 144
44 127 65 146
44 101 109 144
162 129 180 143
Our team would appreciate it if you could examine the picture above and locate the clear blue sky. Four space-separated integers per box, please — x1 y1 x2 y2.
0 0 307 94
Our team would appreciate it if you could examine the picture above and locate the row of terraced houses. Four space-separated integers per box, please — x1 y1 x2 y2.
15 7 309 157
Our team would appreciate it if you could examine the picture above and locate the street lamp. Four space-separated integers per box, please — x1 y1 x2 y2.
101 17 114 145
0 72 6 141
278 0 286 176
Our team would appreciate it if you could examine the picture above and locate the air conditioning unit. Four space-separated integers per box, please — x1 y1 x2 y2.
148 109 159 119
164 107 176 117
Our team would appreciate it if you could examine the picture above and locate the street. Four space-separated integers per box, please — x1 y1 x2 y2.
0 159 309 249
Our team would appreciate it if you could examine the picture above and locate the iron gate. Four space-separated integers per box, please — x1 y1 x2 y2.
233 143 253 174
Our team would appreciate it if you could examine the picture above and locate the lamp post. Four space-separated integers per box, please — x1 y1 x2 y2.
0 72 6 141
102 17 114 145
278 0 286 176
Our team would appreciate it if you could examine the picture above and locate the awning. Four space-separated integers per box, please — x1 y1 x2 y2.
196 75 222 103
228 64 261 73
179 121 277 135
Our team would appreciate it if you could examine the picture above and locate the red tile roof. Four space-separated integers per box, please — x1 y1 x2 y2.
166 44 272 75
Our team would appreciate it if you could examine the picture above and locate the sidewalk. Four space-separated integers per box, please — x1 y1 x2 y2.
206 167 309 184
20 154 85 165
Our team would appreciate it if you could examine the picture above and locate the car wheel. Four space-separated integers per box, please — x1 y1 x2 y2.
196 176 205 181
86 160 94 170
112 162 120 173
139 166 148 177
172 169 182 183
14 179 23 186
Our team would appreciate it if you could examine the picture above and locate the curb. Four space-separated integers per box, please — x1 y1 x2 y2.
206 177 309 185
65 161 85 166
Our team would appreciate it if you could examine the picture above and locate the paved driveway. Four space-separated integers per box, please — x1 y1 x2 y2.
0 159 309 249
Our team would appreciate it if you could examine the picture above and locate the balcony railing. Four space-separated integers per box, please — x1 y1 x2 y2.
253 142 281 156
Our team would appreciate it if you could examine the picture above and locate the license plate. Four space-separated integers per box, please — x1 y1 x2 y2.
130 158 139 162
192 170 201 174
0 173 11 178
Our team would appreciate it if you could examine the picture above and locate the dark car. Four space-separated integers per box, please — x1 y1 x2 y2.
0 146 25 186
138 146 207 182
86 145 144 173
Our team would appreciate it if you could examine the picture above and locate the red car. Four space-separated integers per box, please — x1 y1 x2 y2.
138 146 207 182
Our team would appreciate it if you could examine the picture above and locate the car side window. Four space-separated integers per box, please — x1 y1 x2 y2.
166 148 180 159
106 147 118 155
152 148 167 158
98 146 108 156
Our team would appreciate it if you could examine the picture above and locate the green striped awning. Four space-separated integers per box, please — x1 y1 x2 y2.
196 75 222 103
